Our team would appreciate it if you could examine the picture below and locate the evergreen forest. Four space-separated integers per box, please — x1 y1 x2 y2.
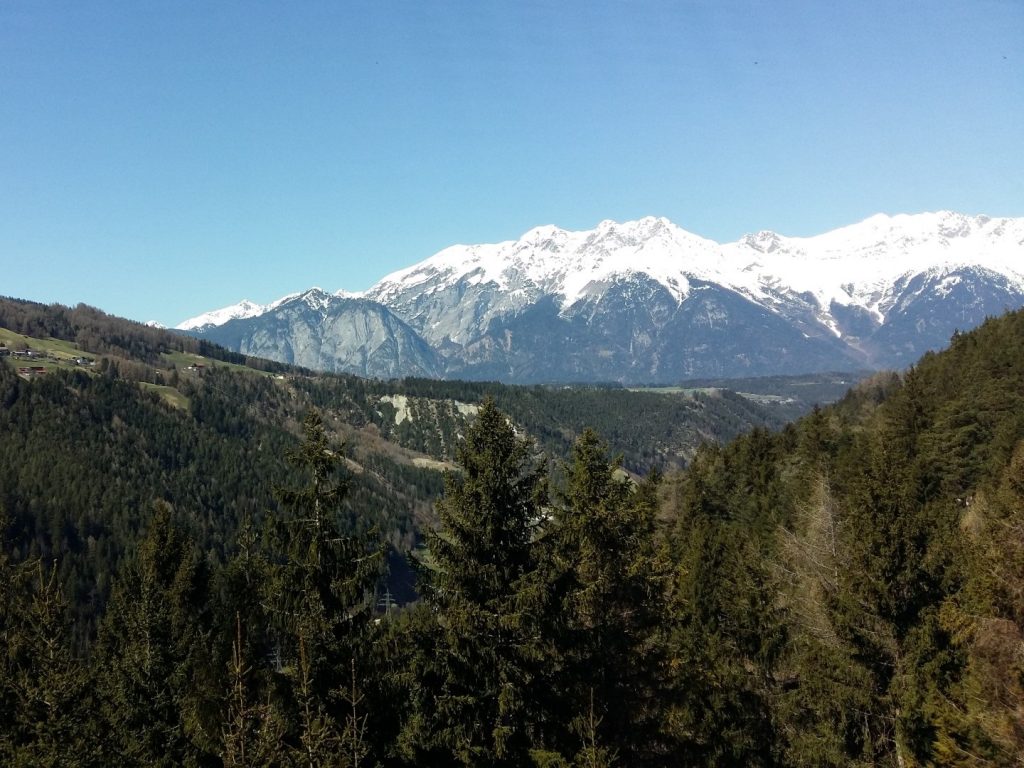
2 296 1024 766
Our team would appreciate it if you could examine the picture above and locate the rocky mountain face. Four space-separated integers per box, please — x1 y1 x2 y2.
179 212 1024 382
194 289 442 379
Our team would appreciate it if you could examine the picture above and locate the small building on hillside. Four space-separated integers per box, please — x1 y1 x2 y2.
17 366 47 380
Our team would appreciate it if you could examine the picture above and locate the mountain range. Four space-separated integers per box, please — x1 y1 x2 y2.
178 211 1024 383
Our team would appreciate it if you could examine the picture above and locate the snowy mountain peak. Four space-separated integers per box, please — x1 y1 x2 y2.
360 211 1024 348
176 210 1024 383
367 215 726 316
586 216 678 248
178 211 1024 356
933 210 982 238
724 211 1024 321
176 289 356 332
741 230 782 253
261 287 356 318
176 299 268 331
292 287 332 309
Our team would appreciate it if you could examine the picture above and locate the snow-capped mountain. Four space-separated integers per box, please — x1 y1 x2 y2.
177 290 367 333
367 212 1024 343
178 212 1024 382
177 298 271 332
721 211 1024 333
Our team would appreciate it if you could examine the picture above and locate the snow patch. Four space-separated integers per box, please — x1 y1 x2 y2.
176 299 269 330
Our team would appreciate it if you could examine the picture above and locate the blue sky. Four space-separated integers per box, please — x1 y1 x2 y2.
2 1 1021 325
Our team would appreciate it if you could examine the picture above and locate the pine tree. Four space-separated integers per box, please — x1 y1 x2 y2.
220 612 287 768
832 382 957 764
0 518 13 758
0 546 101 766
407 397 548 766
547 429 671 765
661 443 783 766
265 409 383 764
774 473 877 767
95 502 219 766
214 510 289 764
931 439 1024 764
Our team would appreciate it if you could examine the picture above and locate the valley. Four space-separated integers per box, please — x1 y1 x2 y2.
3 289 1024 764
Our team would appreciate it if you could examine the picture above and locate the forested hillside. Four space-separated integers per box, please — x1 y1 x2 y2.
301 374 791 474
0 296 792 637
0 295 800 473
4 297 1022 765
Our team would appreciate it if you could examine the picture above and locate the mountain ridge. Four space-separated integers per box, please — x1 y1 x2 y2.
178 211 1024 382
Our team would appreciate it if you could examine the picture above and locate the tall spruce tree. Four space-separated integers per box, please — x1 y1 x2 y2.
3 561 99 767
774 472 878 767
831 373 956 765
95 502 220 767
0 505 100 766
406 398 548 766
265 409 383 766
662 442 783 766
547 429 671 765
216 515 289 767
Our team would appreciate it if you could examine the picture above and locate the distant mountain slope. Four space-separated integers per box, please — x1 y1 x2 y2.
196 288 443 379
176 297 269 332
180 211 1024 382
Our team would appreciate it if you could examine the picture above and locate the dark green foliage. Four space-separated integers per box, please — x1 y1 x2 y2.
0 364 296 642
404 398 549 766
665 481 782 766
0 358 436 644
0 533 100 766
676 370 873 418
95 503 220 766
264 410 384 764
765 313 1024 765
298 372 795 475
544 430 673 765
220 611 288 767
3 298 1024 765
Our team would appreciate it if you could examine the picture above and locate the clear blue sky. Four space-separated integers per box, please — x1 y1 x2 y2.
2 1 1021 325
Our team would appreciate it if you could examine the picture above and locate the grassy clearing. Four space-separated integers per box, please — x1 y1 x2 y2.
161 349 274 377
412 456 456 472
0 328 88 359
0 329 99 380
0 325 200 408
139 382 190 410
737 392 795 404
629 385 795 405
